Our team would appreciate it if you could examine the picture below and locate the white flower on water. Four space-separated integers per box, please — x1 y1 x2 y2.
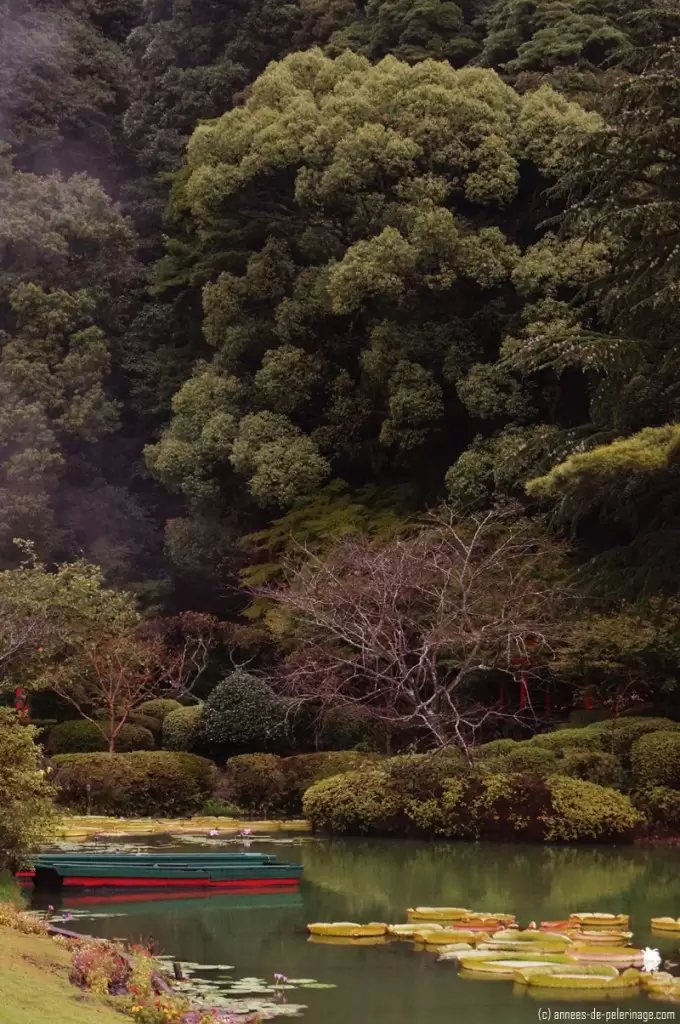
642 947 662 972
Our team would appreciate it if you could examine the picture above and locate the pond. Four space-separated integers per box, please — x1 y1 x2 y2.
27 835 680 1023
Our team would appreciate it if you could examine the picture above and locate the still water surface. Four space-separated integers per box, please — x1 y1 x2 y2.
28 837 680 1024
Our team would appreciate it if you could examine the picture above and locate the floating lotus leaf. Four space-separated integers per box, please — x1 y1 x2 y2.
651 918 680 932
436 944 474 959
414 929 487 946
524 968 641 991
566 946 644 967
387 923 443 937
479 942 569 955
514 964 619 984
307 922 386 938
525 985 640 1004
406 907 470 921
569 930 632 947
569 913 630 929
493 929 571 945
640 972 679 993
297 983 336 989
458 954 572 976
307 934 389 946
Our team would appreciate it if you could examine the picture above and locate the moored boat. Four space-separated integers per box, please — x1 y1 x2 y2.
17 851 303 890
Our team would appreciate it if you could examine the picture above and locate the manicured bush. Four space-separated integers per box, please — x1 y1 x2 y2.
633 787 680 833
544 776 643 842
558 749 623 788
472 738 519 759
127 712 163 739
303 768 404 834
477 743 558 777
598 718 680 763
383 749 467 799
201 798 242 817
47 720 155 754
631 731 680 789
135 699 183 726
531 727 606 753
200 670 287 754
318 706 384 752
0 708 56 870
303 765 642 842
217 754 287 816
51 751 217 817
162 705 204 752
217 750 381 815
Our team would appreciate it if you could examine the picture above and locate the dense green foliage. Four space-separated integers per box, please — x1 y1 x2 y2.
0 709 55 869
162 704 204 752
47 719 154 754
200 670 288 754
0 0 679 828
51 750 217 816
303 766 643 841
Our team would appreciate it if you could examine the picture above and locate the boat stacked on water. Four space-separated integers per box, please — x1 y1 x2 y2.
17 851 303 891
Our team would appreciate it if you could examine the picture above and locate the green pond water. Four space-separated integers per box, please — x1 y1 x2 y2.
27 836 680 1023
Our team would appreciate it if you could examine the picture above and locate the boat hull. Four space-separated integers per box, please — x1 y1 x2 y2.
19 852 303 890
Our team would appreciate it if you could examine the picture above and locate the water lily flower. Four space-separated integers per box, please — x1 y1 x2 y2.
47 905 54 912
209 830 219 836
273 972 288 984
643 947 662 972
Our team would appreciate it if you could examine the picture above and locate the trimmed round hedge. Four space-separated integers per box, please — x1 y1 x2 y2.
47 720 155 754
633 787 680 833
631 730 680 789
303 767 643 842
51 751 216 817
475 743 558 777
558 749 623 788
596 718 680 763
163 705 204 752
216 750 381 816
200 670 287 754
135 699 183 725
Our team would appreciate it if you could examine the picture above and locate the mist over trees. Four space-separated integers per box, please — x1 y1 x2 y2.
1 0 679 733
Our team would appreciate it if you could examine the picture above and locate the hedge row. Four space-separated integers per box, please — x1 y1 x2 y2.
51 751 216 817
47 720 155 754
303 765 643 843
216 750 382 815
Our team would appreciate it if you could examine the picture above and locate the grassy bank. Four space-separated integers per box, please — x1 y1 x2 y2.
0 925 123 1024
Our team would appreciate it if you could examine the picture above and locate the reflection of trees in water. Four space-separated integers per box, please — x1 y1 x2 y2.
299 840 659 923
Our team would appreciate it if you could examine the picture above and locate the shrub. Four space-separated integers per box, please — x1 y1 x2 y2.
217 754 287 816
530 728 606 753
598 718 680 763
135 699 183 727
317 706 384 752
558 750 623 787
200 798 242 817
51 751 216 817
544 776 643 842
633 787 680 833
47 720 155 754
303 768 404 834
472 739 519 759
631 731 680 789
163 705 204 752
303 764 642 843
0 708 56 870
383 749 467 799
477 743 558 777
127 712 163 739
200 670 287 754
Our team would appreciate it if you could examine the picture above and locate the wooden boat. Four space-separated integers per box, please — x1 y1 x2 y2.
17 852 303 890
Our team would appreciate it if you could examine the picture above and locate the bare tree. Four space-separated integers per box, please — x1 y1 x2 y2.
257 505 570 752
42 612 221 752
